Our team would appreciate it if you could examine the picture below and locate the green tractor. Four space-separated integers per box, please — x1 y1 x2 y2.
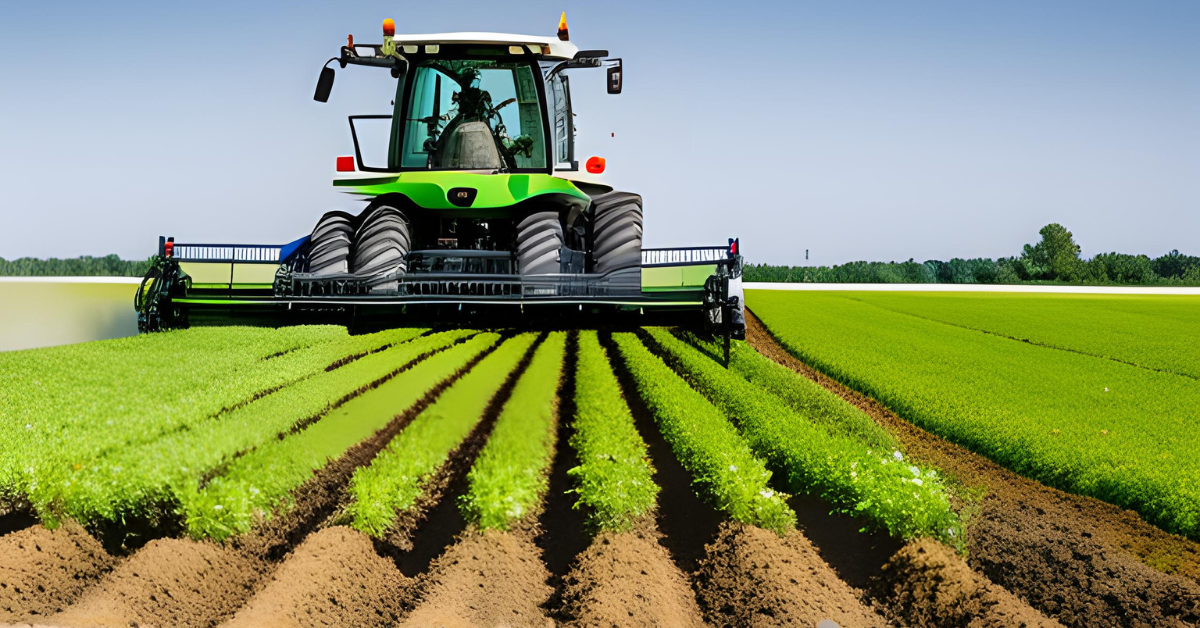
137 16 744 350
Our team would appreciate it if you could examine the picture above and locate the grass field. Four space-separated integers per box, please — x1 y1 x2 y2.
749 290 1200 539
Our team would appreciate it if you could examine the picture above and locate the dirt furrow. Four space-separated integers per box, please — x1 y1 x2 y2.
558 521 707 628
874 539 1062 628
399 528 554 628
219 526 409 628
745 308 1200 627
0 522 113 622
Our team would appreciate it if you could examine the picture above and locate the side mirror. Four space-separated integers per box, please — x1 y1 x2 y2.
606 59 622 94
314 66 335 103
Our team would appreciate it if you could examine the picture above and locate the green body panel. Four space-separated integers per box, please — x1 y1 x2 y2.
641 264 717 292
333 172 590 209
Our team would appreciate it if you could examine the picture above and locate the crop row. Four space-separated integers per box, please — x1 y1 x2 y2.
0 326 425 487
750 289 1200 539
646 328 960 545
610 333 795 534
460 333 567 530
185 333 498 539
25 328 464 526
348 333 538 537
567 331 658 531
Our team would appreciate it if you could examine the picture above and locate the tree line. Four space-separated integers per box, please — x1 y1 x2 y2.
0 255 152 277
745 224 1200 286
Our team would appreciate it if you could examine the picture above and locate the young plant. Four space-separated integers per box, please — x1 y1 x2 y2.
459 332 567 530
348 333 539 538
567 331 658 531
610 332 794 534
183 333 498 540
646 327 961 546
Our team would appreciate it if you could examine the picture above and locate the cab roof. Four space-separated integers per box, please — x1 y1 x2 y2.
392 32 580 60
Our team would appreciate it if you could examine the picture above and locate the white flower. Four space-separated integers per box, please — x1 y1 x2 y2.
760 489 775 499
1104 387 1109 392
213 504 224 511
25 424 31 430
947 528 957 538
912 478 924 486
850 471 858 479
893 451 904 462
850 461 858 470
909 466 920 476
729 464 738 472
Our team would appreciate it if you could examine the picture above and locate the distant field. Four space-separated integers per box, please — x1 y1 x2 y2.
748 290 1200 540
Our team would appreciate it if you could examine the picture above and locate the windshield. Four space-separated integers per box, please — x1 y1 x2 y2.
398 60 547 171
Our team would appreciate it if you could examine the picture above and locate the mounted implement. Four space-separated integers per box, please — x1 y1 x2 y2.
136 16 745 345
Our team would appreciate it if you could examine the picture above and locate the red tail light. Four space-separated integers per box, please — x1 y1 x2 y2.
586 156 606 174
729 238 739 255
336 156 355 172
164 241 174 257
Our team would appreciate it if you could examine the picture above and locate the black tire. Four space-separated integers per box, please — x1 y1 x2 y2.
308 211 355 275
590 192 643 274
516 210 564 275
352 205 410 278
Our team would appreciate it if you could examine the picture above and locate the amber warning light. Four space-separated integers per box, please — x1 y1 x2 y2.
557 12 569 41
383 18 395 37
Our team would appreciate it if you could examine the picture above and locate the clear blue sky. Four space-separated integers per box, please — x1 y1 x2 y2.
0 1 1195 265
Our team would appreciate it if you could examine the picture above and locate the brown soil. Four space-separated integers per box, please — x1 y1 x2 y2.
221 526 410 628
745 309 1200 627
559 524 706 628
50 538 261 628
0 522 114 621
695 522 885 628
875 538 1061 628
397 529 554 628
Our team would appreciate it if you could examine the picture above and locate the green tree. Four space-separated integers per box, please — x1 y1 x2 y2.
1021 223 1082 281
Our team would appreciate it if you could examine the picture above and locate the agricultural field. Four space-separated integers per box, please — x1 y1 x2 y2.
1 319 1199 628
748 290 1200 539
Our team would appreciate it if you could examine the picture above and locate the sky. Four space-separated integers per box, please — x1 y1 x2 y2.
0 0 1196 266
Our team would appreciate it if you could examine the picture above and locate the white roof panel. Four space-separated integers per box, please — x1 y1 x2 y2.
393 32 579 60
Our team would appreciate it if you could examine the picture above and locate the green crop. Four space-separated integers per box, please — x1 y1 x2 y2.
610 333 795 534
678 330 897 450
839 292 1200 379
750 290 1200 540
459 333 566 531
646 328 961 545
184 334 497 540
24 328 461 527
0 325 409 500
567 331 658 531
348 333 538 538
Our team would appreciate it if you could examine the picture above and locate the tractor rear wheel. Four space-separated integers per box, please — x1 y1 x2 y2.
590 192 643 274
516 211 564 275
307 211 355 275
352 205 410 278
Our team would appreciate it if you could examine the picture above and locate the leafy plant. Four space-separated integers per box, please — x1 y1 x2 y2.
567 331 658 531
647 328 961 546
348 334 538 538
610 333 795 534
459 333 566 530
183 333 496 540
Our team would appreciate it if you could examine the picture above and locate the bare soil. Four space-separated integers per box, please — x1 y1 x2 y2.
875 538 1062 628
0 522 113 621
221 526 410 628
745 309 1200 627
399 529 553 628
558 523 706 628
50 538 261 628
695 521 886 628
